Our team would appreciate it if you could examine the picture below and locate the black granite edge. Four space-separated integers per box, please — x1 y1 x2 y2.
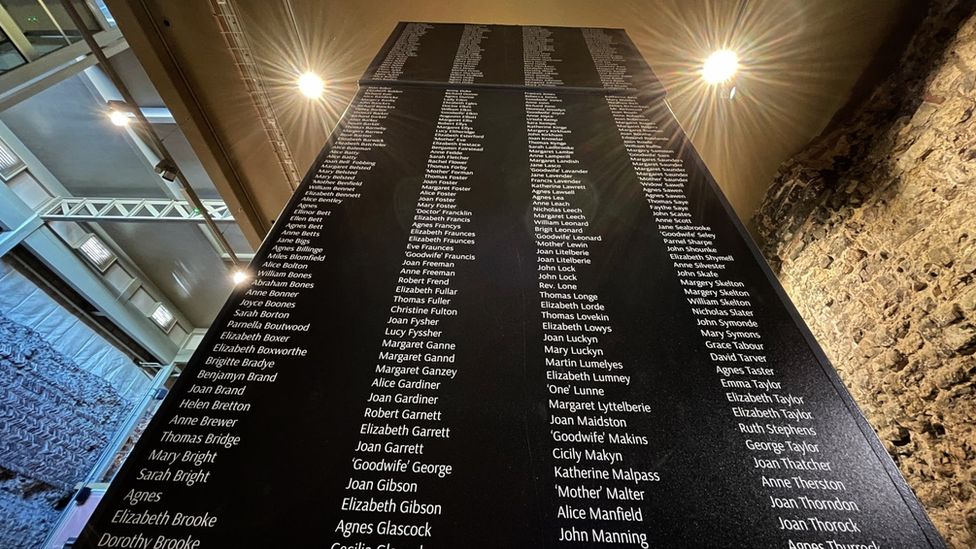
658 99 948 548
357 77 667 99
616 31 668 99
393 20 627 32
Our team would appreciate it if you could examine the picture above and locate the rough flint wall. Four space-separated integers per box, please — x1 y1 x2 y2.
0 258 153 403
753 1 976 546
0 314 130 548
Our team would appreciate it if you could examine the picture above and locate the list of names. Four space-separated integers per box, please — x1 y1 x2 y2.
523 26 564 87
78 23 942 549
527 90 659 548
335 85 483 544
607 94 868 548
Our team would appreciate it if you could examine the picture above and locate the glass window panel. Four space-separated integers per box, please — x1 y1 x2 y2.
45 0 102 37
92 0 114 27
0 42 26 72
0 27 25 73
1 0 69 55
0 0 100 58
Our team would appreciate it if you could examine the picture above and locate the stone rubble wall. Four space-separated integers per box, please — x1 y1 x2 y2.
0 258 153 403
0 314 130 548
753 1 976 546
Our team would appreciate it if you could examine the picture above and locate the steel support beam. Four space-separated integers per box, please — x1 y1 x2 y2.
78 67 181 199
17 229 179 362
0 122 197 347
0 183 179 362
102 0 270 247
210 0 300 191
221 252 254 262
0 171 43 257
39 197 233 223
0 4 39 61
0 27 127 112
61 0 240 265
0 214 42 258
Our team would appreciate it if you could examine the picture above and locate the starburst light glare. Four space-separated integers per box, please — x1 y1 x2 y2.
110 110 130 126
702 50 739 84
232 270 248 284
297 72 324 98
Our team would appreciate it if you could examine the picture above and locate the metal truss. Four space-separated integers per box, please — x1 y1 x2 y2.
39 197 234 223
210 0 301 191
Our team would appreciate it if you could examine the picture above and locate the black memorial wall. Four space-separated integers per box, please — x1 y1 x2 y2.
76 23 945 549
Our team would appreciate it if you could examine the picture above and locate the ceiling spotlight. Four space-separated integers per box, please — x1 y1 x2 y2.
154 160 178 182
107 99 135 126
232 270 248 284
109 110 130 126
297 72 324 98
702 50 739 84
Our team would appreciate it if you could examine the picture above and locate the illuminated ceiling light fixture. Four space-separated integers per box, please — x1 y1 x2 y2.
74 234 117 272
107 99 135 126
149 303 177 332
297 72 324 98
232 270 249 284
109 110 130 126
702 50 739 84
286 0 322 100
